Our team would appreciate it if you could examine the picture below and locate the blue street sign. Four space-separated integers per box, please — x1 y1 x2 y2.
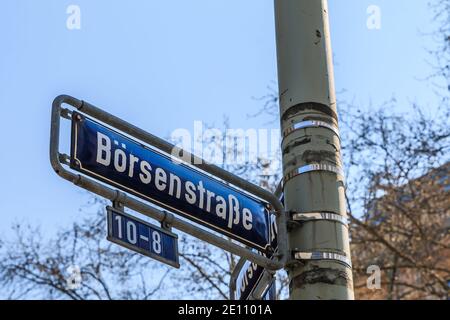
236 215 278 300
71 112 272 252
107 206 180 268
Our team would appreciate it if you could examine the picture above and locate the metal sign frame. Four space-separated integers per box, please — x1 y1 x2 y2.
50 94 288 271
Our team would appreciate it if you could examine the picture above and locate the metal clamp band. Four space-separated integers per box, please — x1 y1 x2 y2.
292 212 348 227
283 120 340 140
294 251 352 268
284 163 344 184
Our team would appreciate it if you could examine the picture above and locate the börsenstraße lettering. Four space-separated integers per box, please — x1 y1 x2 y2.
97 131 253 230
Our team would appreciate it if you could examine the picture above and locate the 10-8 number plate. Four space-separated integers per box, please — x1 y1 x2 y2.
106 206 180 268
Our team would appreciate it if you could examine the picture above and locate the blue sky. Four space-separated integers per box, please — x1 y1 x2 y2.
0 0 444 236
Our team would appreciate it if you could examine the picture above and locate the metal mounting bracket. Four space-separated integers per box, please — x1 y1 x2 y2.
112 200 125 212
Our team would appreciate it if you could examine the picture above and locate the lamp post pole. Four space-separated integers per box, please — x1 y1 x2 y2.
274 0 354 299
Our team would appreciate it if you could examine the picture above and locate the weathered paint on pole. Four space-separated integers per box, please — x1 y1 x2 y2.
274 0 354 299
